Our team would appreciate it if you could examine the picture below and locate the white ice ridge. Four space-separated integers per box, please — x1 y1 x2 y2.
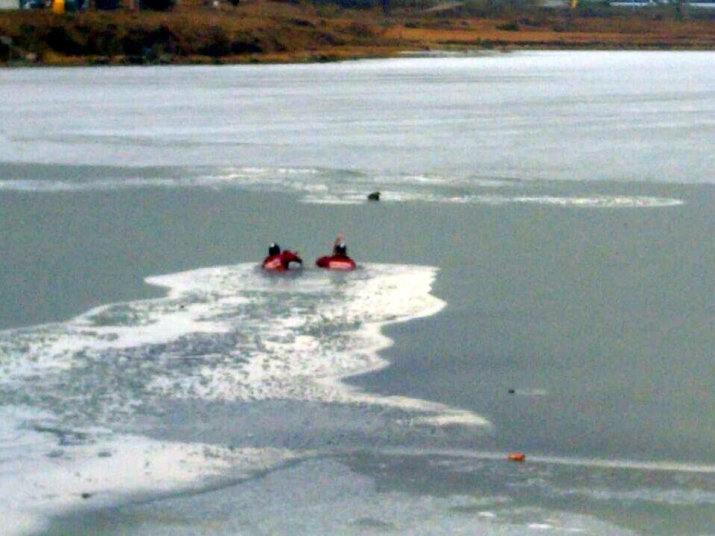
509 195 683 208
379 448 715 475
0 406 298 536
0 167 684 209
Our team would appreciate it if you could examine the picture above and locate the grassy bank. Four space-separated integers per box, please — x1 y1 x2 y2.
2 1 715 66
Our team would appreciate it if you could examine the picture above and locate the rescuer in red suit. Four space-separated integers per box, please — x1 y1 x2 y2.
262 243 303 271
315 234 356 270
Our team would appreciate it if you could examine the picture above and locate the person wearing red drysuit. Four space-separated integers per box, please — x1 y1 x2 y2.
315 234 356 271
262 243 303 271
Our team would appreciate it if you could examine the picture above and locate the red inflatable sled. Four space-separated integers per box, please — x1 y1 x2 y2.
315 255 356 271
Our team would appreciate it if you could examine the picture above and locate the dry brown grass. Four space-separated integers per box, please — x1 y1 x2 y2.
2 1 715 66
385 13 715 49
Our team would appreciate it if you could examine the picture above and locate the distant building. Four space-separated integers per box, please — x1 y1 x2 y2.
538 0 570 6
607 0 657 7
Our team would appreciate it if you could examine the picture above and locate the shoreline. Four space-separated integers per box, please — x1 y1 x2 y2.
6 43 715 69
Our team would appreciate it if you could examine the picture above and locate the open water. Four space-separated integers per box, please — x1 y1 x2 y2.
0 51 714 535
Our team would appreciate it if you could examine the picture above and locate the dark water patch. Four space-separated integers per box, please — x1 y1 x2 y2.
348 180 715 465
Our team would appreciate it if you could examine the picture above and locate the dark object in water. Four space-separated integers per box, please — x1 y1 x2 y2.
367 191 380 201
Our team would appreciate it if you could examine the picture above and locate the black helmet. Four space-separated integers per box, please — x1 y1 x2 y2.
268 243 280 256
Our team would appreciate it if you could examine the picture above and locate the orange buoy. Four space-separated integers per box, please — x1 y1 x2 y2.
507 453 526 462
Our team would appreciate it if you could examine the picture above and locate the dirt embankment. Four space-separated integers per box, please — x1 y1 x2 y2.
2 1 715 66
